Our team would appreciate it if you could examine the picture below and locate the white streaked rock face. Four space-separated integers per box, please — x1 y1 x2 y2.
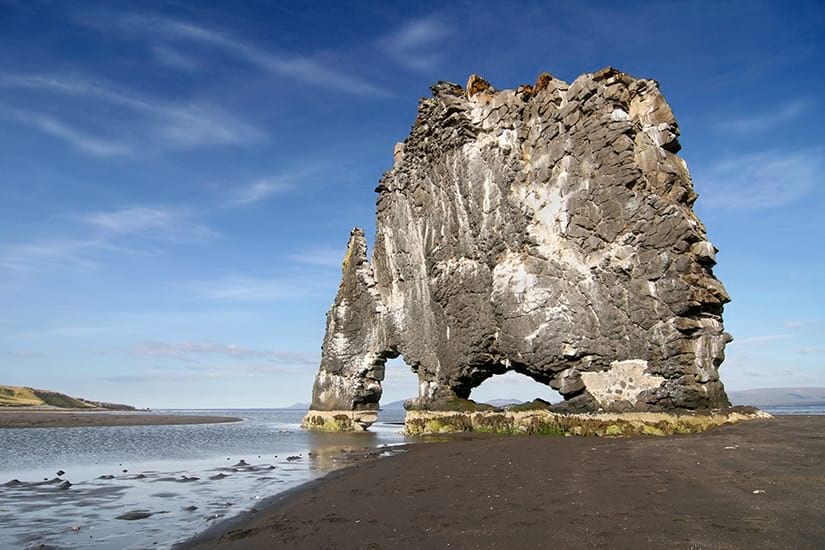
304 68 732 422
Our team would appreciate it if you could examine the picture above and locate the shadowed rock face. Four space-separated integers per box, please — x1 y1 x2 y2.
305 67 731 427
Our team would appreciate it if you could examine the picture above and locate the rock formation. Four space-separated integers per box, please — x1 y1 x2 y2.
303 67 732 431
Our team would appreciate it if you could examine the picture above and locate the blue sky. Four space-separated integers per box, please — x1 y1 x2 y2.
0 0 823 408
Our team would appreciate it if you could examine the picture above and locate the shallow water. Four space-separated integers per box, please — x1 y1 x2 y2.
0 409 410 549
762 405 825 415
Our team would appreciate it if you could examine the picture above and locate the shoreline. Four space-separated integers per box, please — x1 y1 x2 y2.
181 416 825 549
0 410 242 428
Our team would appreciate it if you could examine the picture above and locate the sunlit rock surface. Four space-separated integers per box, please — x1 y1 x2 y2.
303 67 732 431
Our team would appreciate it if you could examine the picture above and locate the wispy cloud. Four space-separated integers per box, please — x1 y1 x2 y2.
2 351 47 359
229 178 292 206
785 320 818 329
0 73 262 151
186 275 320 302
0 102 131 157
151 45 201 71
729 334 793 346
382 16 451 72
289 247 344 268
716 99 812 133
101 359 313 383
85 13 388 97
81 206 217 242
0 238 117 272
799 347 825 355
696 148 823 209
2 206 215 273
132 340 317 365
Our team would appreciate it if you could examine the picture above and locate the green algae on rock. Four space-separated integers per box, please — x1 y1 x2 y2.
403 408 771 437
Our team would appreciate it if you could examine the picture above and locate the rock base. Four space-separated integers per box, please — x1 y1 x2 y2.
301 410 378 432
403 408 771 437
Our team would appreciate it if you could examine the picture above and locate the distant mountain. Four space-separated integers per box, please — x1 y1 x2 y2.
284 402 310 410
728 387 825 407
381 399 408 410
0 385 136 410
380 398 524 410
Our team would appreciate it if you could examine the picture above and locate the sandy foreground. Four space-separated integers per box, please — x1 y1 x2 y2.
0 409 241 428
183 416 825 549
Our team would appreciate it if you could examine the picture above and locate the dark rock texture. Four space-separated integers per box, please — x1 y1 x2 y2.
304 68 731 427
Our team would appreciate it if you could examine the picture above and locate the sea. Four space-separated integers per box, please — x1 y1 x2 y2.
0 405 822 549
0 409 409 549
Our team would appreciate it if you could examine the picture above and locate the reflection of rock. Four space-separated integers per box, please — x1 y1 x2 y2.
306 444 362 471
116 510 154 521
304 68 733 431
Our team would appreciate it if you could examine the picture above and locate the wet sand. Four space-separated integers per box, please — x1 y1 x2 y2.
184 416 825 549
0 410 241 428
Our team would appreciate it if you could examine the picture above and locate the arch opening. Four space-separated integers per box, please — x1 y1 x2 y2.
377 356 420 424
469 370 563 407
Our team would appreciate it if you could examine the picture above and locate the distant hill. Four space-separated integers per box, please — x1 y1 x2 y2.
284 402 310 410
485 398 523 408
728 387 825 407
0 385 136 410
380 398 524 410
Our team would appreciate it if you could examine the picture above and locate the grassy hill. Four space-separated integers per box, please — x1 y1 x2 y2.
0 385 135 410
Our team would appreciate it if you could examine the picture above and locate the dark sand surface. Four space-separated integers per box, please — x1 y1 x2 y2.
184 416 825 549
0 410 241 428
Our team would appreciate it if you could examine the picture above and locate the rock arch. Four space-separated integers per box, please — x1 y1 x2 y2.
302 68 731 431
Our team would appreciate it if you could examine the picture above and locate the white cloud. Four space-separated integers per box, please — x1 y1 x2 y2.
716 99 812 133
0 238 113 272
289 247 345 268
382 16 451 72
2 351 47 358
785 320 819 329
695 148 822 209
729 334 793 346
0 102 132 157
229 179 292 206
799 348 825 355
89 14 388 97
0 73 262 151
81 206 217 242
1 207 215 273
186 275 319 302
151 45 201 71
132 340 317 365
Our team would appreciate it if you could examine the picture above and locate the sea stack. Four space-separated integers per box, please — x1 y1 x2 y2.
303 67 732 432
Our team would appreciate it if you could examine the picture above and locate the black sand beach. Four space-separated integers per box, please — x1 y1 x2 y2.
184 416 825 549
0 410 241 428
